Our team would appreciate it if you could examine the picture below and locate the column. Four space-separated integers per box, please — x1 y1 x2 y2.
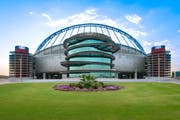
134 71 137 80
43 73 46 79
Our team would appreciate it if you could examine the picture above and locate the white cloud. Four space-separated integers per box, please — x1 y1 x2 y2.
42 8 101 28
29 11 33 15
153 40 172 50
41 13 52 21
124 28 147 38
142 40 152 52
41 8 147 39
125 14 142 24
177 29 180 33
143 39 173 53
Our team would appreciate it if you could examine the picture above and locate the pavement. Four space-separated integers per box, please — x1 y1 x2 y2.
0 78 180 85
0 79 10 85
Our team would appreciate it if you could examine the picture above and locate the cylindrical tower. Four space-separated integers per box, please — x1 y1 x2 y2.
61 32 119 77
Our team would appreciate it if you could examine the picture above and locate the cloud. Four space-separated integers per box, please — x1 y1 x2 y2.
124 28 147 38
29 11 33 15
125 14 142 24
143 39 173 53
42 8 102 28
41 13 52 21
177 29 180 33
41 8 147 39
153 40 174 54
142 40 152 52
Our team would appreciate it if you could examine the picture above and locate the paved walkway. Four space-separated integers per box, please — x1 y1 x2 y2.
1 78 180 85
0 79 10 85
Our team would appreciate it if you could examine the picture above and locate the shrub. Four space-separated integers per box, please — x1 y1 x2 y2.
79 75 100 89
69 83 76 88
53 75 124 91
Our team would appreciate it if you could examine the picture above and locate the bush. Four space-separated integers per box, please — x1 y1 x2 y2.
79 75 102 89
53 74 124 91
69 83 76 88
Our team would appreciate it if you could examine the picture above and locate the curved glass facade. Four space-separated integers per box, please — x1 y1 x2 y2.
70 57 111 63
68 46 111 55
61 32 119 78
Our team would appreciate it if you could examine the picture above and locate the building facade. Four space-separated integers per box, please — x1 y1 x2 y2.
146 45 171 77
33 23 146 79
9 24 172 79
61 32 120 78
9 46 33 78
172 71 180 78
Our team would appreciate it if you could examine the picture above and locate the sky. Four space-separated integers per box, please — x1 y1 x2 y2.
0 0 180 75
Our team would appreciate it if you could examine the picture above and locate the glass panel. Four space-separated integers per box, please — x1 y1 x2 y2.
69 57 111 63
69 72 117 78
69 64 110 70
68 47 111 55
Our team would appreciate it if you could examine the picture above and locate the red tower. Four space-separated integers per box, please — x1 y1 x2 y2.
9 46 33 78
146 45 171 77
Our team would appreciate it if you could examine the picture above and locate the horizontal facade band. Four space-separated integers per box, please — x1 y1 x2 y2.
64 43 119 55
65 51 115 60
61 61 114 67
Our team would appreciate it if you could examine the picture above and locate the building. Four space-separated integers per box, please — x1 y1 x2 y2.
146 45 171 77
9 24 172 79
9 46 33 78
33 23 146 79
61 32 120 78
172 71 180 79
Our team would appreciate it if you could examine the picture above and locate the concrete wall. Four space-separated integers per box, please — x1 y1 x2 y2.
113 46 145 72
34 45 66 73
113 52 145 72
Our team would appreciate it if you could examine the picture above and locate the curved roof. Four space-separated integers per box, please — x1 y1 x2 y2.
36 23 145 54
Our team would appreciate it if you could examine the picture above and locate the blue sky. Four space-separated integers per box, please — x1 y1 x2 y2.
0 0 180 75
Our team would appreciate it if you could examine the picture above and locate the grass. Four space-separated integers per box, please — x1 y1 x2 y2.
0 82 180 120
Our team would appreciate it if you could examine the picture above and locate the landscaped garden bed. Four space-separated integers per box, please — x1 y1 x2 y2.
53 75 124 91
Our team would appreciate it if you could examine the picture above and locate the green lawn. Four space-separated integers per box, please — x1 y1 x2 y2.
0 82 180 120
